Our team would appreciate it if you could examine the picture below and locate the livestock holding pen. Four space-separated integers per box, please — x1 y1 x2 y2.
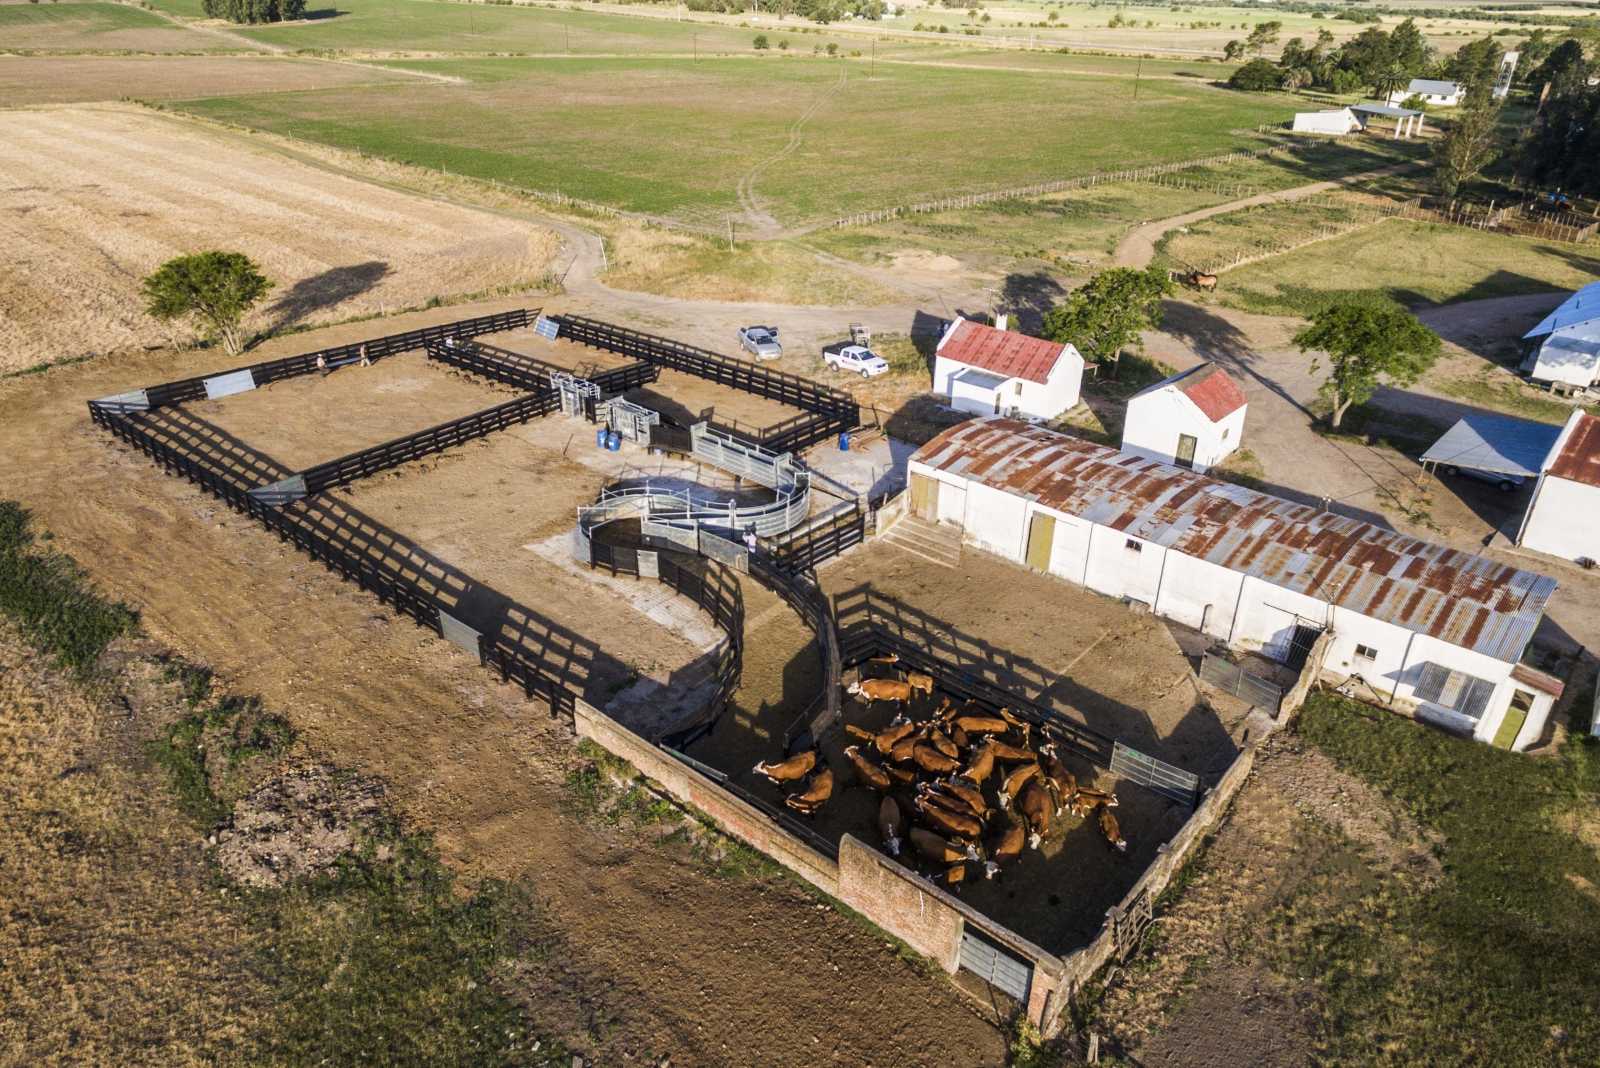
86 307 1241 1037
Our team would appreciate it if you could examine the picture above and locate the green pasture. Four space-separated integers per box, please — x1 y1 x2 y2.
140 0 207 16
233 0 761 55
173 53 1300 227
0 1 215 50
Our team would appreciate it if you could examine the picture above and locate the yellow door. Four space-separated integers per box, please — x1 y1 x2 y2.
910 473 939 521
1025 512 1055 572
1493 690 1534 749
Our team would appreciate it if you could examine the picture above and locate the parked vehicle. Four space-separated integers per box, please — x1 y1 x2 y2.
1443 465 1526 493
826 344 889 378
738 325 782 360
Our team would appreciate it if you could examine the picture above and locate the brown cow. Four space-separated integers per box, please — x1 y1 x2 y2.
948 722 971 750
912 742 960 775
986 739 1036 764
905 671 934 697
1040 745 1077 803
910 826 980 864
941 863 968 889
844 718 915 757
926 728 959 760
954 715 1011 736
998 762 1040 810
996 707 1032 743
1097 803 1128 853
915 796 983 840
887 736 919 764
1015 779 1053 849
848 678 912 705
983 817 1027 879
919 785 981 821
869 653 900 665
879 796 906 856
937 777 988 816
844 745 891 792
753 749 816 785
959 741 999 786
884 762 917 786
1071 787 1119 819
784 766 834 815
1191 272 1218 292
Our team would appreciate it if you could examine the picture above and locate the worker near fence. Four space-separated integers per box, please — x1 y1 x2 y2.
744 526 758 555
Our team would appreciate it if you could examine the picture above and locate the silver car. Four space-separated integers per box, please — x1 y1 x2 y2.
738 325 782 360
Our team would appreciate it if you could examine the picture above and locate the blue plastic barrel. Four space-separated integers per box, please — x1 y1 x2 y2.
596 427 609 449
837 431 851 452
607 430 622 451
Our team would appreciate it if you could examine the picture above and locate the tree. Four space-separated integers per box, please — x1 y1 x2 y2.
1388 18 1431 76
1245 20 1281 56
1228 58 1283 91
1371 60 1410 100
1447 35 1503 99
1524 79 1600 196
1433 98 1500 197
1040 267 1174 379
1294 297 1441 428
201 0 304 23
142 251 272 357
753 33 770 49
1529 38 1589 95
1223 38 1244 62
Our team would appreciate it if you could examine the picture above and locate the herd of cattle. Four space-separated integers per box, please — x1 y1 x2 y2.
753 659 1128 890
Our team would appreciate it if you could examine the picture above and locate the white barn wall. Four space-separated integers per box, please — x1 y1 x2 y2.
1083 530 1167 606
1230 579 1330 656
1154 552 1245 639
963 481 1029 557
1121 388 1245 473
1520 475 1600 563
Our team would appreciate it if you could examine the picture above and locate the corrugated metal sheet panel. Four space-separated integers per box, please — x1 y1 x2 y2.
910 418 1557 661
1547 413 1600 489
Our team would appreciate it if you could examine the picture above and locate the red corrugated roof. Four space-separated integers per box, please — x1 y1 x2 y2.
939 320 1067 385
1175 364 1247 422
1548 413 1600 489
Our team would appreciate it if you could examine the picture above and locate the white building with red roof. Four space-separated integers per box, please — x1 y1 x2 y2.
1120 362 1247 474
1516 410 1600 565
932 317 1085 421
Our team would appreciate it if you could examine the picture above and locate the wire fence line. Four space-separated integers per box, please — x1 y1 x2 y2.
826 140 1293 229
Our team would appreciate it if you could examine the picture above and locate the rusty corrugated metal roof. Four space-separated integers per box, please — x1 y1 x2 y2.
1547 412 1600 489
910 417 1556 662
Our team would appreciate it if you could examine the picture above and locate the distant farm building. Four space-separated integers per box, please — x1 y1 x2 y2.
1120 362 1247 473
1517 411 1600 566
1520 281 1600 393
907 417 1563 751
1349 102 1426 139
1291 108 1361 136
1387 78 1465 106
933 318 1084 421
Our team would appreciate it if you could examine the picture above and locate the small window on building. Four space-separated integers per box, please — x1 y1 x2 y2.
1510 689 1535 713
1354 643 1379 661
1125 538 1142 553
1414 663 1495 722
1222 427 1230 441
1015 380 1024 395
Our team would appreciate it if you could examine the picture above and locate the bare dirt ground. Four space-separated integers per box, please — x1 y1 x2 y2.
1092 730 1440 1066
0 104 559 372
0 314 1006 1066
0 55 407 104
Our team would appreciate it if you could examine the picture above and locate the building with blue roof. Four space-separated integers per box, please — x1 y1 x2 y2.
1521 281 1600 393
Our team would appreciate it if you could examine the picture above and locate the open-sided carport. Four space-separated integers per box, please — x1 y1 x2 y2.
1420 413 1563 489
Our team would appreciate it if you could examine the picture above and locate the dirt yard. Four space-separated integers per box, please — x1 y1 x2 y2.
0 55 411 105
0 105 559 373
0 307 1008 1065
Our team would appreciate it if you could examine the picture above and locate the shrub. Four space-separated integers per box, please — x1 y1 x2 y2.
201 0 305 22
1228 58 1283 91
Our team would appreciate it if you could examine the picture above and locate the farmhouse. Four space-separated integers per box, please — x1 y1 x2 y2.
1516 410 1600 566
1291 107 1361 136
1520 281 1600 392
932 317 1084 421
1387 78 1465 106
907 417 1563 751
1120 362 1246 473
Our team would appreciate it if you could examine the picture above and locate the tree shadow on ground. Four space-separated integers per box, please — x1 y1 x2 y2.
1159 300 1314 418
998 271 1068 334
268 261 390 332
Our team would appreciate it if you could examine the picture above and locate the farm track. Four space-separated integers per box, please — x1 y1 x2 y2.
734 63 848 238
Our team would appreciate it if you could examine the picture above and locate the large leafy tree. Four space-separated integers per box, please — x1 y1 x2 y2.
1433 98 1501 197
202 0 305 23
143 251 272 357
1447 35 1504 98
1524 80 1600 195
1294 297 1441 429
1388 18 1432 76
1040 267 1174 379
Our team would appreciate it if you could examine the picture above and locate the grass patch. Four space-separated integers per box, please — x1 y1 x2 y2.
1435 371 1593 426
1219 220 1600 317
1288 692 1600 1064
151 690 295 825
0 500 137 676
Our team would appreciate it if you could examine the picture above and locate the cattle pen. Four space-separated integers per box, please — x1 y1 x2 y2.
85 307 1267 1039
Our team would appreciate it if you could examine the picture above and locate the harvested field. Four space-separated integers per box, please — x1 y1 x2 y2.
0 308 1009 1066
0 55 409 106
0 105 559 373
0 1 221 53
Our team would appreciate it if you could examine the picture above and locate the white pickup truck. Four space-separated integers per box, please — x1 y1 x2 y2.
824 344 889 378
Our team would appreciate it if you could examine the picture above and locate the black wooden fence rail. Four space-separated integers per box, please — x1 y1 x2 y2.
89 401 577 712
143 309 536 409
426 338 660 398
550 315 861 452
836 626 1119 770
769 502 865 576
753 556 843 749
292 389 564 497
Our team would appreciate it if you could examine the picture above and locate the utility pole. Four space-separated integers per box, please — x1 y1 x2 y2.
1134 56 1143 103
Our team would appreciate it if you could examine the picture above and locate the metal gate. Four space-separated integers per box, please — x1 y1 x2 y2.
1110 740 1201 806
1198 652 1284 713
1284 623 1323 671
959 928 1032 1003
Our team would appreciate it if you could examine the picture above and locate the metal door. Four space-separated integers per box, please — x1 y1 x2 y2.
1025 512 1055 572
1175 433 1198 469
909 473 939 521
1284 623 1323 671
959 928 1031 1003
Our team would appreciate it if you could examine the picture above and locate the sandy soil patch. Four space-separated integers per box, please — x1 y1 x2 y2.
0 55 408 105
0 105 559 372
